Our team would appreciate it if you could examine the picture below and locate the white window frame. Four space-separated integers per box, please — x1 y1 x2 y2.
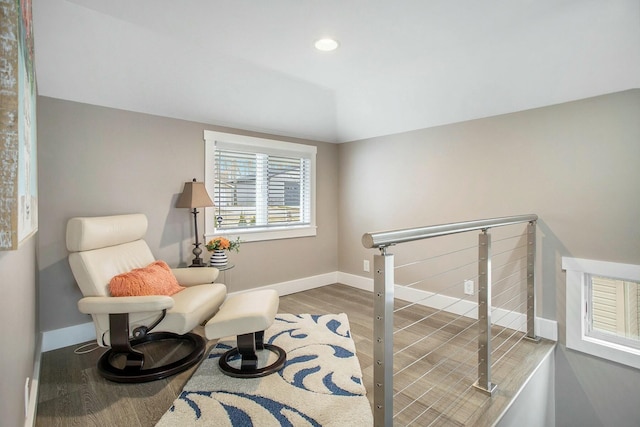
563 257 640 369
203 130 317 243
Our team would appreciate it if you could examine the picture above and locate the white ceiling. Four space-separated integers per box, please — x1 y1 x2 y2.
32 0 640 143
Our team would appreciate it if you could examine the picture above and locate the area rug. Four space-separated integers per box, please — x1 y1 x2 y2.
156 313 373 426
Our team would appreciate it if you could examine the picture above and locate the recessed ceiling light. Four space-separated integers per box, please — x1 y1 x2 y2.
314 38 339 52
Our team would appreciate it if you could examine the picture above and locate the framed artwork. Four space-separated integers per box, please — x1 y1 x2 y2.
0 0 37 250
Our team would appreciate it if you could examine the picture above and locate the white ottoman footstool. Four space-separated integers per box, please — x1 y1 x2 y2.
205 289 286 378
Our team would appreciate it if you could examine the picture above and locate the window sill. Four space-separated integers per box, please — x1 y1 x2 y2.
205 225 317 243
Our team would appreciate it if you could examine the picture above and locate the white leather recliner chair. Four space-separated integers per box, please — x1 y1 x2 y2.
66 213 227 382
66 213 286 383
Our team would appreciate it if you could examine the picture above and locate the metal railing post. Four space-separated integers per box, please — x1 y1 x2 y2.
473 230 497 395
373 248 394 427
525 221 540 341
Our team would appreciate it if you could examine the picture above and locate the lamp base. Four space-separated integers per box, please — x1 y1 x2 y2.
189 258 208 268
189 242 207 267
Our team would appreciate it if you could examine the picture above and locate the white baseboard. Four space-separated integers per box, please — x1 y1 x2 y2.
338 272 558 341
41 270 556 352
41 322 96 353
24 332 42 427
536 317 558 341
337 271 371 291
228 271 338 298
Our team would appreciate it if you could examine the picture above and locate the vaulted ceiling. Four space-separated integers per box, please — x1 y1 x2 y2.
32 0 640 143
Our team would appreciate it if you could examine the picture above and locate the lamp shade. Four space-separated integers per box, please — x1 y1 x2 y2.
176 179 214 209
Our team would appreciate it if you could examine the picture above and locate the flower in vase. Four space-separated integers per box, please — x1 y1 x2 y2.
205 236 241 253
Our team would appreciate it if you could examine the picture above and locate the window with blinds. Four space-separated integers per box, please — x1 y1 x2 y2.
563 257 640 370
203 131 316 241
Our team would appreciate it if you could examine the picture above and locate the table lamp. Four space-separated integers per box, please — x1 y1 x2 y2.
176 178 214 267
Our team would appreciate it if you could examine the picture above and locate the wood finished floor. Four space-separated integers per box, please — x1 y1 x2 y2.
35 284 554 426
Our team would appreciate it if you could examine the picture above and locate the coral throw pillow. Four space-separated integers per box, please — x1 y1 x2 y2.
109 260 185 297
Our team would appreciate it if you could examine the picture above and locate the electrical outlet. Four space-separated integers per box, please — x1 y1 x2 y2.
464 280 474 295
363 259 370 272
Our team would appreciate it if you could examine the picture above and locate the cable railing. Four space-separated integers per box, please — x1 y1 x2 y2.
362 214 539 426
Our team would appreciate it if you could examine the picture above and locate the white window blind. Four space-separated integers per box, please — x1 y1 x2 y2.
204 131 316 241
588 275 640 347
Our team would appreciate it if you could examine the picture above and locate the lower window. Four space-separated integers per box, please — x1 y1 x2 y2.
563 257 640 369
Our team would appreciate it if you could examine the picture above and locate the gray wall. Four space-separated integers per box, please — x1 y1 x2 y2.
556 347 640 427
37 96 339 331
0 234 37 427
338 89 640 426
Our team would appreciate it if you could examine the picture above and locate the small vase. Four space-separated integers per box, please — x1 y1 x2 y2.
209 249 228 267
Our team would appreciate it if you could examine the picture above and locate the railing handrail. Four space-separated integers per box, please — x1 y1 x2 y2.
362 214 538 249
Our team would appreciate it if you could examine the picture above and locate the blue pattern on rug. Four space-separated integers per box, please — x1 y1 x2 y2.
325 318 351 338
322 372 358 396
330 344 354 358
156 313 372 426
272 316 362 396
268 327 308 342
273 314 350 339
174 390 322 426
291 364 321 389
220 402 253 426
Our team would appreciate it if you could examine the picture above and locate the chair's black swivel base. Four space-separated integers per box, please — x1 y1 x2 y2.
218 330 286 378
98 332 205 383
97 314 206 383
